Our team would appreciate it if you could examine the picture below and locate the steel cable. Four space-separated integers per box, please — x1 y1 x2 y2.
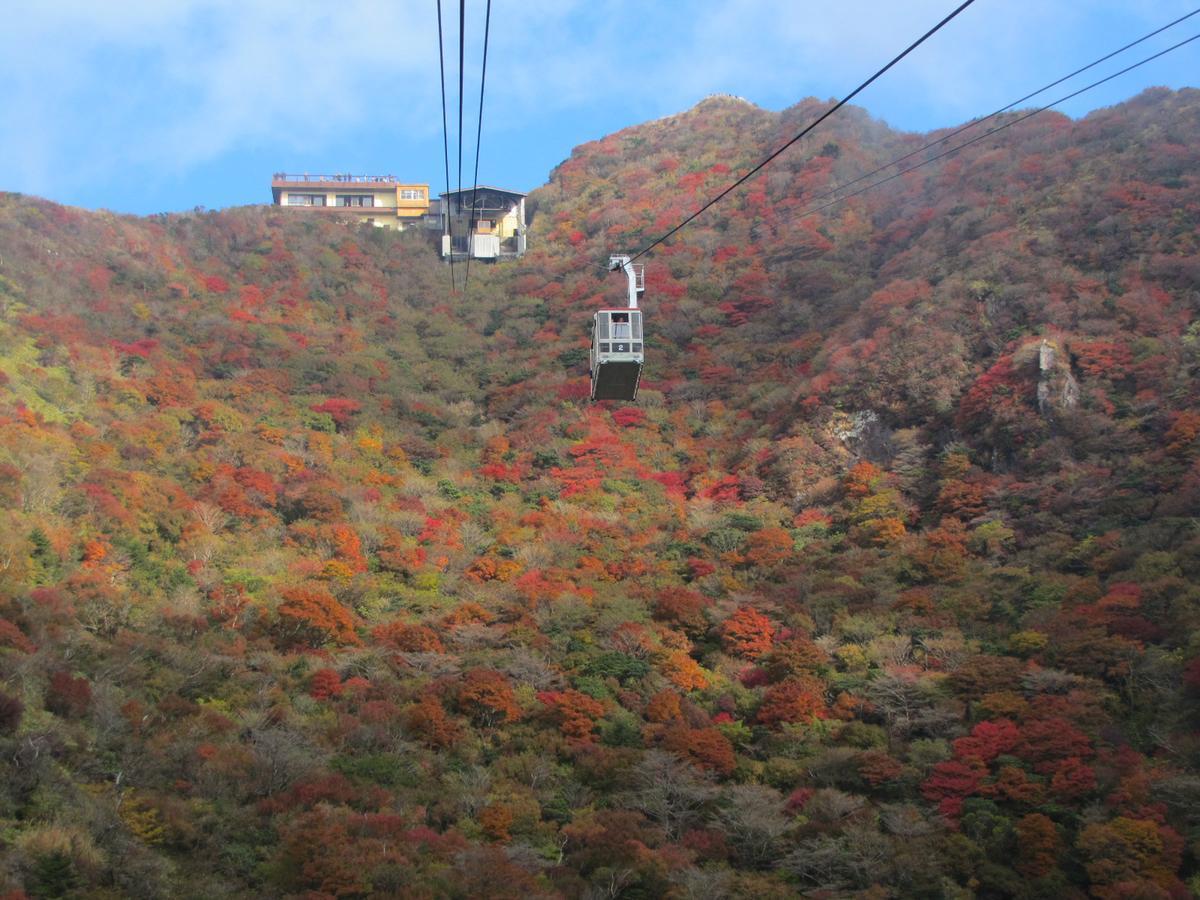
436 0 455 291
624 0 979 262
464 0 493 296
782 31 1200 226
785 7 1200 224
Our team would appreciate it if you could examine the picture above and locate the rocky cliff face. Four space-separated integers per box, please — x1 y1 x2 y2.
1035 338 1080 416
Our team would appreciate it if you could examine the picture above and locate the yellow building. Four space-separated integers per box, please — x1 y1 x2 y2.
270 174 430 229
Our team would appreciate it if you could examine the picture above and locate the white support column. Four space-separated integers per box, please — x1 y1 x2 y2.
609 255 638 309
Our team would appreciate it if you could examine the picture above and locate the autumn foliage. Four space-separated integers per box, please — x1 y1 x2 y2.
539 689 606 740
276 585 360 647
0 87 1198 897
756 676 827 727
720 606 776 659
457 669 521 726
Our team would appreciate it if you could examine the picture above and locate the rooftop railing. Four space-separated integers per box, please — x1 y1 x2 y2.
272 173 399 184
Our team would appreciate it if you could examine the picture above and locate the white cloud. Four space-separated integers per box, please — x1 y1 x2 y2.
0 0 1195 205
0 0 441 191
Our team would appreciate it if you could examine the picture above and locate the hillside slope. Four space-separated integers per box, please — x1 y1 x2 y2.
0 88 1198 897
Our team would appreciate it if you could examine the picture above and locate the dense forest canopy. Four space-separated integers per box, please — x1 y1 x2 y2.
0 87 1198 898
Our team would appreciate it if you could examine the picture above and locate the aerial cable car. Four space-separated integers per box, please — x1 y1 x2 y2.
590 255 645 402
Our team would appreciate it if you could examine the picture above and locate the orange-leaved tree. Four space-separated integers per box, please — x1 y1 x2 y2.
276 584 360 648
539 689 606 740
457 669 521 727
756 676 827 728
720 607 777 660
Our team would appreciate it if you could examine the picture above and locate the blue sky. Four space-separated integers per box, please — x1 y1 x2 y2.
1 0 1197 216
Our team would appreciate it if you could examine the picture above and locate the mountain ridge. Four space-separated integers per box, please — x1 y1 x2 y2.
0 86 1197 897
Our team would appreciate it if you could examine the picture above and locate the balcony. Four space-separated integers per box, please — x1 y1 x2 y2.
272 173 400 188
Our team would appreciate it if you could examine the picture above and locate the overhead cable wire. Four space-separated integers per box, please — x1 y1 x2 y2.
792 6 1200 217
783 31 1200 225
624 0 979 263
464 0 493 296
457 0 466 275
436 0 455 291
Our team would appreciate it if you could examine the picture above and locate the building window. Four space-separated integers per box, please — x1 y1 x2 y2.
286 194 326 206
399 189 425 200
337 195 374 207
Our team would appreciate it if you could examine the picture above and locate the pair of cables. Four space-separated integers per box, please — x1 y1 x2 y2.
777 9 1200 230
437 0 493 295
622 3 1199 264
623 0 977 263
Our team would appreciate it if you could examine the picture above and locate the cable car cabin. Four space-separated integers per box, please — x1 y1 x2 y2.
590 308 644 401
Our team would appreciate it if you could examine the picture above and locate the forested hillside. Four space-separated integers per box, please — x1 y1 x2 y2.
0 87 1198 898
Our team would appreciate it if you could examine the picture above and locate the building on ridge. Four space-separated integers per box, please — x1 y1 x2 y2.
270 174 430 229
269 175 528 260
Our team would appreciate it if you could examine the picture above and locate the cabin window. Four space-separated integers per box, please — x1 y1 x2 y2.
611 312 631 340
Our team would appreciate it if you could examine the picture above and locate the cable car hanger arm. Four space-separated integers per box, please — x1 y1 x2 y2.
608 255 643 310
